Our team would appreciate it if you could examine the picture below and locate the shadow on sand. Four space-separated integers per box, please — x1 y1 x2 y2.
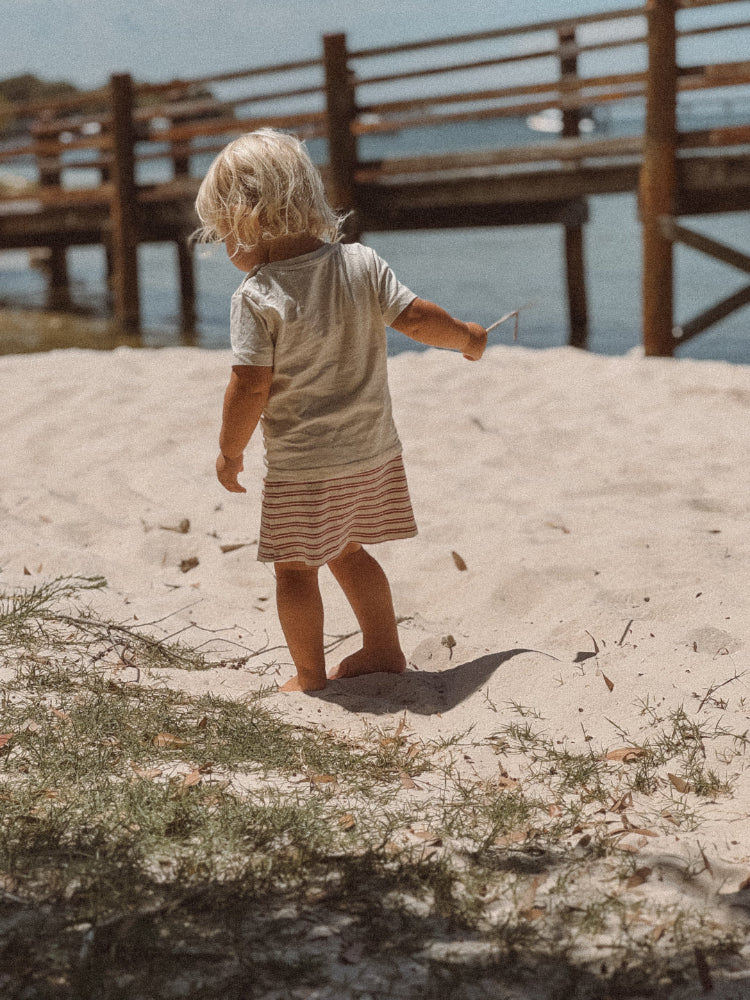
314 648 556 715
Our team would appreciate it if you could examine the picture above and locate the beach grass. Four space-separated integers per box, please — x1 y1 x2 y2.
1 577 748 999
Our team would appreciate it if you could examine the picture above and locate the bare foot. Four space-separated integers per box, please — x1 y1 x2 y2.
279 674 327 693
328 648 406 680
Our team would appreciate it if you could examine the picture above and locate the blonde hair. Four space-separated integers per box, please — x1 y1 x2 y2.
194 128 343 249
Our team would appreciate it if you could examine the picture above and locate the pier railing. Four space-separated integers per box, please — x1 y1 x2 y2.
0 0 749 353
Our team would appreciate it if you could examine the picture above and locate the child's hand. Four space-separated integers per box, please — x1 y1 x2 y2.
216 452 246 493
463 323 488 361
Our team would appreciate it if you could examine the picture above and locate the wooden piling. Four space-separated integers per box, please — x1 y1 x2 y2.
323 33 360 240
32 117 72 310
640 0 678 356
558 26 589 349
109 73 141 333
171 130 196 336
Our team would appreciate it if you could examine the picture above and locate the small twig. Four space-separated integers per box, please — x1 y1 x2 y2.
486 302 534 342
697 671 745 713
617 619 634 647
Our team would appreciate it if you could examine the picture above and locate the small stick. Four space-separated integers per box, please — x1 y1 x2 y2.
486 302 533 342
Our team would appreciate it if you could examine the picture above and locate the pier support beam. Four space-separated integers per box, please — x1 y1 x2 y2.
640 0 678 356
171 131 197 337
323 33 360 241
558 26 589 349
33 121 72 311
110 73 141 334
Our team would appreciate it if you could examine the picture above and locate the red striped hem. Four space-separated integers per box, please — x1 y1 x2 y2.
258 525 418 566
263 513 417 546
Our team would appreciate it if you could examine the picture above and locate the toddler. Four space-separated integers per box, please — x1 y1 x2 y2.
196 129 487 692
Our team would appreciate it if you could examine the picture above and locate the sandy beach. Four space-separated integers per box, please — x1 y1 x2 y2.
1 341 749 996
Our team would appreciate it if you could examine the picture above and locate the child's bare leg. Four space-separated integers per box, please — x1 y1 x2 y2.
275 561 327 692
326 543 406 679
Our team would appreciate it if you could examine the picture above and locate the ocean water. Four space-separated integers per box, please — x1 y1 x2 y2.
1 111 749 363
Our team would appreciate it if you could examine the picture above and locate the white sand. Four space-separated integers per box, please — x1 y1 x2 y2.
2 342 749 976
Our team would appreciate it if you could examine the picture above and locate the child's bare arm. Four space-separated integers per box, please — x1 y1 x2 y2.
391 298 487 361
217 365 273 493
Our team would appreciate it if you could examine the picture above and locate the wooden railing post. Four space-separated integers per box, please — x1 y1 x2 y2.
109 72 141 333
640 0 678 356
170 123 196 337
32 114 71 310
323 33 360 240
558 25 589 349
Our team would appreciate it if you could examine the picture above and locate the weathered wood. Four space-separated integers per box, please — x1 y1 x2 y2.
359 70 647 118
356 136 645 182
323 33 359 236
109 73 141 333
170 120 196 334
349 7 645 59
661 217 750 273
161 110 325 144
31 119 72 310
559 26 589 350
680 124 750 148
674 283 750 343
640 0 678 357
356 190 589 231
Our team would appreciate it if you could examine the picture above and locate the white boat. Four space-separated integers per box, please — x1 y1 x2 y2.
527 107 598 134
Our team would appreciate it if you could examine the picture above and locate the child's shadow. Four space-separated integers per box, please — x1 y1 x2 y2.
317 648 543 715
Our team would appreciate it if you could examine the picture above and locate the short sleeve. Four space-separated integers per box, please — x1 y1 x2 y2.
369 250 417 326
230 289 275 367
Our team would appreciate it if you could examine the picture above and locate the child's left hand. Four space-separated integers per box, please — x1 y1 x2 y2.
216 452 246 493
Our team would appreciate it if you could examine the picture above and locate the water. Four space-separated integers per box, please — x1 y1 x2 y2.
1 111 749 363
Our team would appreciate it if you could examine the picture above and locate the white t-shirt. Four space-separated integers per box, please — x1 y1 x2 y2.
230 242 416 481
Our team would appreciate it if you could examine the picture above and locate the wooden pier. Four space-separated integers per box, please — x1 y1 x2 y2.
1 0 749 355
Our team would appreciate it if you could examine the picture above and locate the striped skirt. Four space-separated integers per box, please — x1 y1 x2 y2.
257 454 417 566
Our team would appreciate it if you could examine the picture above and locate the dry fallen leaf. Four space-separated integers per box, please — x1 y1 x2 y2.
520 907 546 921
337 814 356 831
196 716 208 730
153 732 189 748
411 829 442 845
602 673 615 692
667 773 691 794
131 766 163 780
0 734 13 751
608 827 659 839
451 550 467 571
605 747 648 762
626 866 653 889
310 774 336 785
495 828 530 847
182 769 202 789
220 542 249 553
399 772 419 790
180 557 199 573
